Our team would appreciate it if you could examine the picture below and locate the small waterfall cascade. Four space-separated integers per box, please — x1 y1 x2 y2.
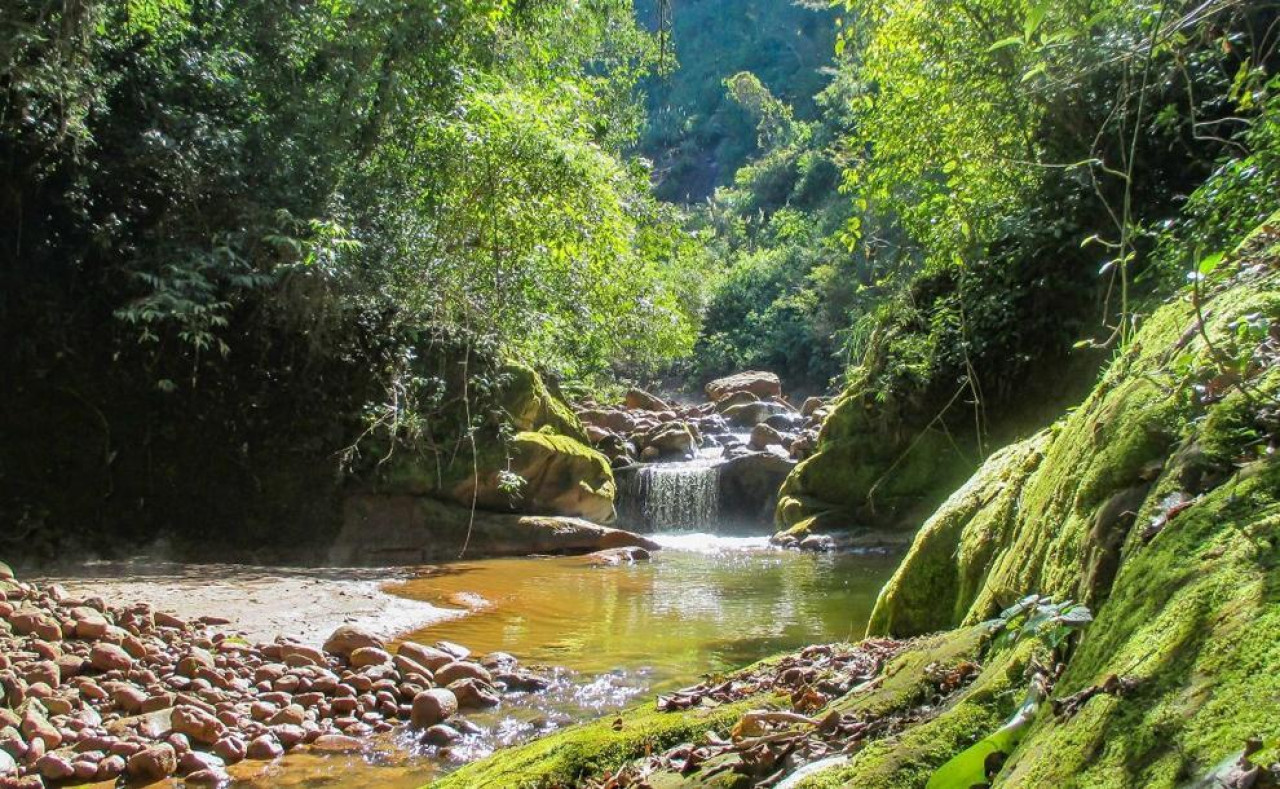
619 457 722 532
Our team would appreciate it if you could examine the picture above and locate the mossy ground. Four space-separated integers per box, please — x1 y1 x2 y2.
432 697 772 789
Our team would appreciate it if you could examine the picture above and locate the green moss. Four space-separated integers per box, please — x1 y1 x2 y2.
431 697 770 789
498 362 589 444
867 434 1052 637
775 384 971 534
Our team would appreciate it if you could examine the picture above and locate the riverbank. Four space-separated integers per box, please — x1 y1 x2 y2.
31 563 456 647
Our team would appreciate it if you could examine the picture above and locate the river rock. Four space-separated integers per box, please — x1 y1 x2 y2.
641 423 697 458
410 689 458 729
9 610 61 641
171 705 224 744
322 625 384 659
624 388 669 412
421 724 462 746
311 734 363 753
127 744 177 782
706 371 782 402
349 647 392 668
585 546 651 566
0 561 12 581
749 423 785 450
800 396 825 417
718 452 796 526
713 390 760 413
246 734 284 760
398 643 455 672
447 677 500 709
434 661 492 686
89 644 133 672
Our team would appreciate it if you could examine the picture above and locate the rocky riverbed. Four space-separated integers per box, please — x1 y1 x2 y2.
0 561 550 787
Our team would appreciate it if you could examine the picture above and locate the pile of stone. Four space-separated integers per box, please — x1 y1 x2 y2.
575 371 830 468
0 562 546 787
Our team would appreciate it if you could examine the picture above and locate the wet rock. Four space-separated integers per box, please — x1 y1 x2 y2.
800 534 836 552
421 724 462 746
721 400 781 427
126 744 178 782
95 754 126 781
749 423 785 450
212 735 246 764
479 652 519 672
434 661 492 687
245 734 284 760
410 689 458 729
494 671 551 693
310 734 363 753
322 625 384 660
585 546 651 566
447 678 500 709
641 423 697 458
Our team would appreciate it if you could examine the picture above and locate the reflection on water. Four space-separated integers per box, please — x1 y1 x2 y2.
392 533 898 692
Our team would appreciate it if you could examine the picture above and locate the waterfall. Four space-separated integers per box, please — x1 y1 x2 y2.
619 461 721 532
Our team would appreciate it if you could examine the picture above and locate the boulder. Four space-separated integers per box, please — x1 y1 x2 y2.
410 689 458 729
748 423 784 451
640 423 697 459
584 546 651 566
721 401 782 427
623 388 669 412
713 390 760 413
455 431 616 524
800 396 825 417
718 453 796 527
706 371 782 402
322 625 384 660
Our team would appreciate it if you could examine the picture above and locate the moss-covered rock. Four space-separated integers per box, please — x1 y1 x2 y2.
863 215 1280 787
773 372 973 538
366 363 616 522
452 431 616 523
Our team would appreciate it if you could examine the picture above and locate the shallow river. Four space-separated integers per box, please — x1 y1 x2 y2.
55 536 899 787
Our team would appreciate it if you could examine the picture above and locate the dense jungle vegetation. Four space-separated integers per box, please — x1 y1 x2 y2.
2 0 1279 556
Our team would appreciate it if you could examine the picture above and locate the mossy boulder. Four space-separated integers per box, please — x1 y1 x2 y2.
367 363 616 522
497 362 591 444
452 431 616 523
774 378 970 537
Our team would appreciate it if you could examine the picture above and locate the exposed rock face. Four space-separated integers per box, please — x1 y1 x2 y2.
454 431 616 524
705 371 782 402
333 495 659 565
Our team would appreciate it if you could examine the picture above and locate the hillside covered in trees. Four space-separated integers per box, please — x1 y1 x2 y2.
2 1 1280 788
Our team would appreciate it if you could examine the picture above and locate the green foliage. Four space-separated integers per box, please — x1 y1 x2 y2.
990 594 1093 652
0 0 702 550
